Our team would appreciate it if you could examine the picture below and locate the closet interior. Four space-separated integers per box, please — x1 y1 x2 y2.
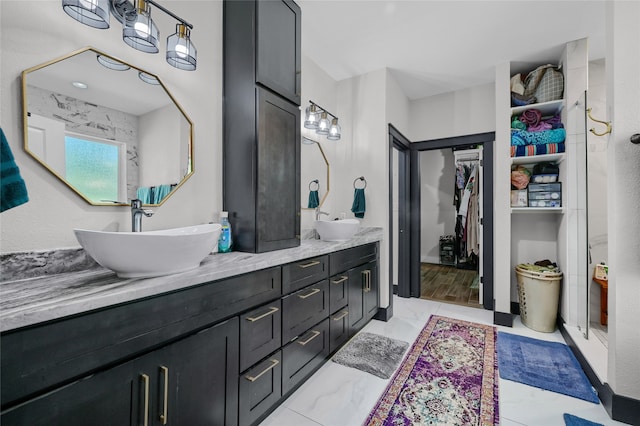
420 146 483 309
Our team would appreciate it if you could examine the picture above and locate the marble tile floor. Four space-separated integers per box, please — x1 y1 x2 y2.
260 296 624 426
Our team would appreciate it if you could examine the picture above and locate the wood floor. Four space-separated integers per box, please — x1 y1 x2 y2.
420 263 482 309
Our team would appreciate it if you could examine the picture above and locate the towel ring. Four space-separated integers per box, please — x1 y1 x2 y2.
353 176 367 189
308 179 319 191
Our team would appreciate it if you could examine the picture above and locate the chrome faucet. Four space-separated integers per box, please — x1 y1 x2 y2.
131 199 154 232
315 207 329 221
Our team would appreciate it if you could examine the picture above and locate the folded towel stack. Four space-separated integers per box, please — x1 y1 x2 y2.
1 128 29 213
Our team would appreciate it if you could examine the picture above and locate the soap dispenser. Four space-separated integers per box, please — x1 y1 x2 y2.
218 211 233 253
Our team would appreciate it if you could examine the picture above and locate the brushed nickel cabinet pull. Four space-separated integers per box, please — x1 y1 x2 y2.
298 288 320 299
246 306 279 322
159 366 169 425
245 359 279 382
141 374 150 426
297 330 321 346
298 260 320 269
364 270 371 292
332 310 348 321
331 276 348 284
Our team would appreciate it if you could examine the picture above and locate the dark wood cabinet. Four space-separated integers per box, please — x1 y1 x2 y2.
1 242 380 426
223 0 301 253
1 318 239 426
256 0 301 105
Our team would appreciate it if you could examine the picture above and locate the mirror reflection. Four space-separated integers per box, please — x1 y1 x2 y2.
22 47 193 206
301 137 329 209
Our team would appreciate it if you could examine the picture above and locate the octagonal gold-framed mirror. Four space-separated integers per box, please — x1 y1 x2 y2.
22 46 194 206
301 137 330 209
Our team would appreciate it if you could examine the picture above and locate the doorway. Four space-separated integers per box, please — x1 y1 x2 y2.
389 127 495 311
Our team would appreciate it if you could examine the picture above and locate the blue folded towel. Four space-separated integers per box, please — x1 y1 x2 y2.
136 186 152 204
308 190 320 208
155 184 172 203
563 413 603 426
1 128 29 212
351 188 366 218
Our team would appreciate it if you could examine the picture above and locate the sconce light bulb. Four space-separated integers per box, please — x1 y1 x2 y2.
135 21 150 36
175 41 189 58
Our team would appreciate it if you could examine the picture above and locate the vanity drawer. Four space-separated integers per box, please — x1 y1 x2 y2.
329 243 377 276
329 273 349 313
282 318 330 395
282 255 328 293
240 300 282 372
239 350 282 426
282 280 329 343
329 308 350 354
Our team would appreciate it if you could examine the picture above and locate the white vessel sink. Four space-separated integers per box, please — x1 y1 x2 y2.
314 219 360 242
74 224 222 278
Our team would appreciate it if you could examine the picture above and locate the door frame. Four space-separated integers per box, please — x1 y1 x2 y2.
388 125 411 309
388 128 495 310
410 132 495 310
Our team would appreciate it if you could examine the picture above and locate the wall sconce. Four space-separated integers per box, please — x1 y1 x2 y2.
62 0 197 71
303 100 341 141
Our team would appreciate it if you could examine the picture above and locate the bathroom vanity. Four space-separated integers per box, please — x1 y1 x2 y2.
0 229 381 426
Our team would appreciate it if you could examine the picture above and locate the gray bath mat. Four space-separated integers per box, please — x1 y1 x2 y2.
332 332 409 379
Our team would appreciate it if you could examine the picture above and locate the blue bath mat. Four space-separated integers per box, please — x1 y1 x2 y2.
563 413 603 426
497 332 599 403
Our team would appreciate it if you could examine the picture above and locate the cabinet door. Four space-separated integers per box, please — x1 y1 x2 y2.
256 0 301 105
256 88 301 252
1 318 240 426
167 317 239 426
348 264 367 335
1 356 139 426
348 261 379 335
364 260 379 321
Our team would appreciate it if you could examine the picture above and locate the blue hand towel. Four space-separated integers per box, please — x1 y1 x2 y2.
155 184 172 203
351 188 366 218
1 128 29 213
136 186 151 204
308 190 320 208
563 413 603 426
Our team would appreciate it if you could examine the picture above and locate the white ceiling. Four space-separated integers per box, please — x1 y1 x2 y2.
299 0 607 100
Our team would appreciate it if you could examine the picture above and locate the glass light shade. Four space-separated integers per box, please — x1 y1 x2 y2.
327 118 341 140
62 0 110 29
316 112 330 135
123 0 159 53
138 71 160 85
304 105 319 129
166 24 197 71
96 54 131 71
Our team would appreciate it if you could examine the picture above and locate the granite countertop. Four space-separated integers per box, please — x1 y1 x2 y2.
0 227 383 333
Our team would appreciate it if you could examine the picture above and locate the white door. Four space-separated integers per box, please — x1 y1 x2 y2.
27 113 66 177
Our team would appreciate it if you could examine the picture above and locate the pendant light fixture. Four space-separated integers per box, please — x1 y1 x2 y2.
304 101 341 141
123 0 159 53
62 0 110 29
62 0 197 71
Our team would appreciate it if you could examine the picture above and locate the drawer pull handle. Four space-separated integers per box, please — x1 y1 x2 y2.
160 366 169 424
331 276 348 284
298 288 320 299
332 310 348 321
298 260 320 269
245 359 279 382
141 374 150 426
297 330 321 346
246 306 279 322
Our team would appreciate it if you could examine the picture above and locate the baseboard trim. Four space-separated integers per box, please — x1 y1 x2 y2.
493 311 513 327
374 306 393 322
559 319 639 425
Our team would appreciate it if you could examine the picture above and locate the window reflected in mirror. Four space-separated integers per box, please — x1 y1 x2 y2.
22 47 193 206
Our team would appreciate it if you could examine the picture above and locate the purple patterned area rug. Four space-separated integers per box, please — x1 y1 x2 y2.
365 315 499 426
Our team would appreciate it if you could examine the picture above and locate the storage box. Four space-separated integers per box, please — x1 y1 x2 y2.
510 189 528 207
528 182 561 207
531 174 559 183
